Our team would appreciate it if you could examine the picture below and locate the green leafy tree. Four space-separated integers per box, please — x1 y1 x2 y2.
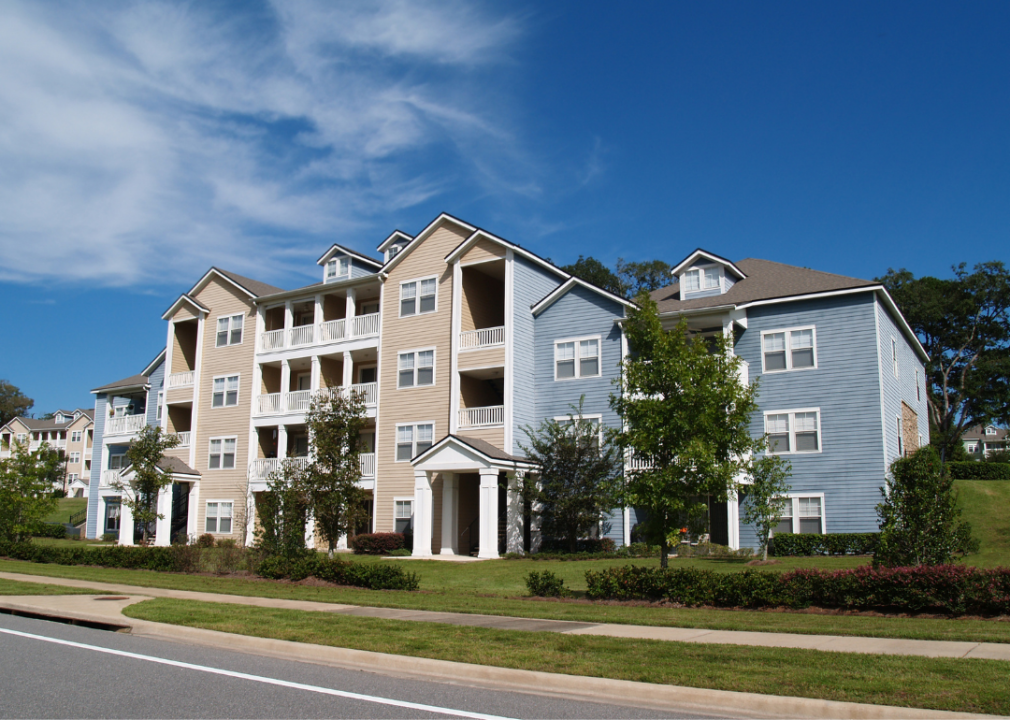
0 380 33 427
874 446 979 567
878 262 1010 460
255 459 308 559
301 389 370 557
560 255 624 296
111 424 179 545
740 455 792 561
519 397 623 553
616 259 673 298
0 440 61 542
611 294 763 567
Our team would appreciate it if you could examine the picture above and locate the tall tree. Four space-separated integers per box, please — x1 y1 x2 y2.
611 294 763 567
559 255 623 296
519 397 623 553
879 262 1010 459
112 425 179 545
616 259 673 298
740 455 792 562
0 439 60 542
301 389 370 557
0 380 33 427
256 459 308 559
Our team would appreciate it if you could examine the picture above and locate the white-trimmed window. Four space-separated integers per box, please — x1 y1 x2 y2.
105 503 121 532
205 501 233 534
69 451 81 465
555 336 601 380
774 495 825 535
68 473 78 482
916 370 921 402
986 426 997 436
398 349 435 388
555 414 603 448
208 437 237 470
897 417 904 457
16 433 26 444
891 337 899 377
395 423 434 462
212 375 239 408
765 409 821 454
400 277 437 317
156 391 164 421
394 498 413 533
326 256 349 281
966 440 978 453
762 327 816 373
682 266 722 293
109 454 128 471
216 314 244 347
71 431 82 443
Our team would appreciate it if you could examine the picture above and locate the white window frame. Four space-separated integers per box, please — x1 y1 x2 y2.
891 337 899 378
986 426 997 436
682 264 723 294
207 436 237 470
399 275 438 317
774 493 826 535
764 408 823 455
397 348 436 389
326 256 350 281
71 431 82 443
393 497 414 533
68 473 78 483
394 422 435 463
156 390 164 421
216 313 244 348
896 416 904 457
205 500 234 534
915 370 921 402
554 335 602 381
16 433 26 444
760 326 818 374
211 374 240 408
554 413 604 446
69 451 81 465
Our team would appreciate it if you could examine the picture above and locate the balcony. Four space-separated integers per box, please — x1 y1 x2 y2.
248 456 311 482
319 318 346 342
258 312 380 352
286 390 312 412
101 470 123 487
257 393 283 414
359 452 375 478
174 431 191 448
255 383 378 416
458 405 504 429
105 414 146 437
167 371 195 389
289 325 314 347
459 326 504 351
626 453 654 472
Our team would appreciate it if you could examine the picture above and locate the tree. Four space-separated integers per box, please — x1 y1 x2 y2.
0 380 33 427
0 440 60 542
879 262 1010 460
740 455 792 561
111 424 179 545
255 459 308 559
560 255 624 296
301 389 370 557
611 294 763 567
875 446 978 567
616 259 673 298
518 397 623 553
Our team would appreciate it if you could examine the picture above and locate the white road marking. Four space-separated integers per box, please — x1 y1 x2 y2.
0 626 516 720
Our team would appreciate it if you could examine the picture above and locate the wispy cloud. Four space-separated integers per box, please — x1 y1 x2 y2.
0 0 528 288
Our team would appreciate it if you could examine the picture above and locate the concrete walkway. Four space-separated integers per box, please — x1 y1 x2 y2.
3 570 1010 661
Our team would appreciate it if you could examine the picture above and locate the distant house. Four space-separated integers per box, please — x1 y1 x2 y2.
962 425 1008 459
0 409 95 496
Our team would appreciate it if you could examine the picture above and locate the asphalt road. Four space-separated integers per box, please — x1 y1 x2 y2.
0 613 728 719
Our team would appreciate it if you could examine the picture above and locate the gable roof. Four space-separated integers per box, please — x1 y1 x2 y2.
142 348 166 377
531 276 636 316
316 243 384 269
186 267 284 303
376 229 415 253
91 373 150 394
161 293 211 321
963 426 1008 441
670 248 747 280
379 213 477 275
411 433 534 468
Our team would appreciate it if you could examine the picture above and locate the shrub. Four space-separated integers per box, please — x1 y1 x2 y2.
675 542 753 559
351 532 405 555
538 537 616 554
216 538 237 549
195 534 216 548
35 523 69 539
770 533 879 557
51 489 66 499
948 462 1010 480
526 570 569 597
255 551 420 590
101 533 118 543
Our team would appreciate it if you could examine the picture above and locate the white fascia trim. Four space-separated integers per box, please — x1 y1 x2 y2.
380 214 477 274
161 294 210 321
143 349 166 378
532 277 636 317
253 274 377 305
376 229 415 253
445 229 569 282
188 268 258 301
411 434 537 470
670 249 747 280
316 244 384 269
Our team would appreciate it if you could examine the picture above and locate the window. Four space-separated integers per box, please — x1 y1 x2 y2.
400 277 436 316
205 501 233 534
71 431 82 443
212 375 239 408
109 454 128 470
765 410 821 454
556 414 603 448
395 423 434 462
683 269 700 292
394 499 413 533
916 371 921 402
896 417 904 457
398 350 434 388
555 337 601 380
774 496 824 535
68 473 78 483
105 503 121 533
986 426 998 436
762 327 816 373
326 256 349 281
156 391 163 421
891 338 899 377
704 269 720 289
208 437 237 470
16 433 26 444
966 441 978 453
69 451 81 465
682 266 721 293
216 314 244 347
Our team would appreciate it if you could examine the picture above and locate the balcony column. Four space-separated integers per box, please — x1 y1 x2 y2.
280 359 291 407
244 486 256 547
304 511 315 549
310 355 321 393
284 300 293 333
342 351 354 388
252 362 263 410
154 484 173 546
277 425 288 461
119 501 135 547
188 481 201 539
412 470 433 557
314 293 324 328
346 287 357 323
506 471 524 555
440 473 458 555
478 468 500 559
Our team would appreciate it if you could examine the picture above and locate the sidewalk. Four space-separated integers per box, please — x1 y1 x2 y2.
3 570 1010 661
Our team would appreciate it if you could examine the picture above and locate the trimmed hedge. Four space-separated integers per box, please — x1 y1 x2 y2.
36 523 71 539
0 540 178 571
257 553 419 591
584 564 1010 615
948 462 1010 480
351 532 406 555
770 533 879 557
538 537 616 554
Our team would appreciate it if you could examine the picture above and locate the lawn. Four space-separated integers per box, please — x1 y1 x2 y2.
956 479 1010 568
42 498 87 525
0 578 100 596
123 598 1010 716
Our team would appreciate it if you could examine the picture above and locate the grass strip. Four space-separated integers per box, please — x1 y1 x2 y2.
6 557 1010 644
0 578 101 596
124 598 1009 716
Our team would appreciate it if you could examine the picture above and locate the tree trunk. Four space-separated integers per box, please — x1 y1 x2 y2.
762 535 768 562
660 539 669 568
328 538 335 559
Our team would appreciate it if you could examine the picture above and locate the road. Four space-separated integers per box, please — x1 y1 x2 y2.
0 613 728 719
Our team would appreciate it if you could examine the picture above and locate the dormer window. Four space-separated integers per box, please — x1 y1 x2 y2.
683 269 701 292
326 256 350 282
987 426 998 436
682 266 722 294
389 244 403 259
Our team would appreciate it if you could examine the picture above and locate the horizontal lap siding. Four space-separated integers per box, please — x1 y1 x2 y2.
737 293 884 548
85 394 108 538
877 299 929 467
145 358 165 428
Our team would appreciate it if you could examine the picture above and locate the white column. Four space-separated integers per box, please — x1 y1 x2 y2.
623 506 631 548
342 351 354 388
310 355 321 393
277 425 288 460
304 511 315 548
412 470 433 557
439 473 458 555
727 490 741 550
244 486 255 547
280 359 291 407
153 484 173 546
256 305 266 348
478 468 500 559
506 471 523 555
188 482 201 539
450 261 461 434
530 474 543 553
119 500 135 547
314 294 324 327
345 287 357 327
284 300 293 333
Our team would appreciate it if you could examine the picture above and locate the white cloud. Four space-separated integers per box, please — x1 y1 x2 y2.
0 0 526 288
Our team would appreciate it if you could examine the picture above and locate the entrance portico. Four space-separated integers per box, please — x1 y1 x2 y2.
113 457 201 546
411 435 536 559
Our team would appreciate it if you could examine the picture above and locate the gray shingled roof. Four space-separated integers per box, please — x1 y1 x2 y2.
215 268 284 298
963 426 1008 441
453 435 530 463
18 417 73 431
650 258 878 314
157 456 201 476
91 374 149 393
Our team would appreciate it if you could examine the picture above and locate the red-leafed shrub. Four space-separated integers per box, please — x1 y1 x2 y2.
350 532 406 555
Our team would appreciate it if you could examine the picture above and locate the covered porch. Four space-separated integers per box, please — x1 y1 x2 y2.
110 457 201 546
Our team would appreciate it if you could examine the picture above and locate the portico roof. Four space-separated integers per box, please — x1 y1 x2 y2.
411 434 536 472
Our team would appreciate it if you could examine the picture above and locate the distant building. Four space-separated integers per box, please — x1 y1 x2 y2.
962 425 1008 459
0 409 95 495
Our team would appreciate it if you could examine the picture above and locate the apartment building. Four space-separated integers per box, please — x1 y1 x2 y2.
1 409 95 495
963 425 1008 459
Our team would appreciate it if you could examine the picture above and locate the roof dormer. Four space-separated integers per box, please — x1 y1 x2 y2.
670 249 747 302
316 244 383 283
377 230 414 264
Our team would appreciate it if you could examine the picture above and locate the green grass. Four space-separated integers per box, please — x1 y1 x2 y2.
30 538 113 548
0 578 100 596
957 479 1010 568
123 598 1010 716
42 498 87 525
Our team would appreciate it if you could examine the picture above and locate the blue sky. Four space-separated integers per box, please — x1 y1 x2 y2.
1 0 1007 414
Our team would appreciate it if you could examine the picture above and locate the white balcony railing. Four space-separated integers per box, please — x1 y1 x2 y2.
167 371 195 389
248 456 311 482
53 439 67 449
459 325 505 350
349 382 377 406
289 324 315 346
359 452 375 478
351 312 380 338
626 453 654 472
257 393 282 414
458 405 504 429
260 329 285 351
174 431 191 448
319 318 346 342
106 414 146 436
101 470 122 487
285 390 313 412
